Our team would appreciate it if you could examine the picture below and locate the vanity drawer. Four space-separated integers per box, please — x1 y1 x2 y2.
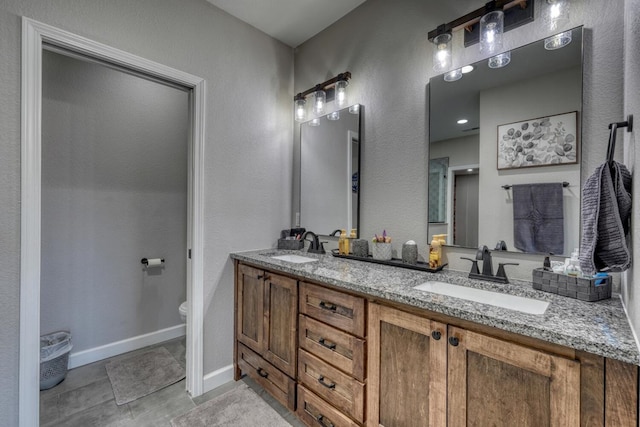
237 343 296 411
299 315 366 381
300 282 366 338
298 349 365 423
297 385 360 427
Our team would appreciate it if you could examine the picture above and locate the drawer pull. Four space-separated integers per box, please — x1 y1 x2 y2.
317 375 336 389
316 414 335 427
257 367 269 378
319 301 337 312
318 338 337 350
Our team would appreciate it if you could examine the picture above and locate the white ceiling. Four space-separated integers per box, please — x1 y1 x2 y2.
207 0 367 47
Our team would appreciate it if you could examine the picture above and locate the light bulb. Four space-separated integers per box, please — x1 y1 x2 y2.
313 90 326 116
327 111 340 121
335 80 348 108
480 10 504 55
545 0 570 31
444 69 462 82
432 33 452 72
294 98 306 123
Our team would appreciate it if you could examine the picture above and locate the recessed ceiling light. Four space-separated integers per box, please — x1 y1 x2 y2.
461 65 474 74
457 119 468 124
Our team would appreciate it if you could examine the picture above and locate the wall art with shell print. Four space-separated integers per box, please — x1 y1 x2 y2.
497 111 578 170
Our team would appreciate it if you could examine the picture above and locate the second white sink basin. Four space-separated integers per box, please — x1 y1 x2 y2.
271 254 318 264
414 281 549 315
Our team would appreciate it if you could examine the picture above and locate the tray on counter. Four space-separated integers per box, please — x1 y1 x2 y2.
330 249 447 273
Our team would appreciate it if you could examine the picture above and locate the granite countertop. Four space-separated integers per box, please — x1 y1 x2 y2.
231 249 640 366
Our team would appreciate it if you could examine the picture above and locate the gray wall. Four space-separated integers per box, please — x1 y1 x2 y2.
41 50 188 353
294 0 625 281
0 0 293 422
623 0 640 349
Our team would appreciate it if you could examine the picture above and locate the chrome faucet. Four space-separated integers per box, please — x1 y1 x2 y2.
461 245 518 284
302 231 326 254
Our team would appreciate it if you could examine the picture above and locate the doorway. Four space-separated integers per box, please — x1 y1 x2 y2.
20 18 205 427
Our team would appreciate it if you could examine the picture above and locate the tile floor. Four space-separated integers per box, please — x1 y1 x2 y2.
40 337 305 426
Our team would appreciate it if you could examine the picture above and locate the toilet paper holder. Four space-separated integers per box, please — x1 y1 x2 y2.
141 258 165 266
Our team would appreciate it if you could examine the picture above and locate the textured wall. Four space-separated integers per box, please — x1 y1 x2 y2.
294 0 625 280
0 0 293 423
41 50 188 353
623 0 640 345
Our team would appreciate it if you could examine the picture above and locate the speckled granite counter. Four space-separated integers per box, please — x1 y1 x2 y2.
231 249 640 365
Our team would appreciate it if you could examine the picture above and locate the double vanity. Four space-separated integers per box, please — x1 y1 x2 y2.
232 249 639 426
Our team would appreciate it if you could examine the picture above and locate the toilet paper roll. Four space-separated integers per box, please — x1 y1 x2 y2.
145 258 164 267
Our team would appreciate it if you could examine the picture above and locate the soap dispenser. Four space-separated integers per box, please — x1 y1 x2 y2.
338 229 349 255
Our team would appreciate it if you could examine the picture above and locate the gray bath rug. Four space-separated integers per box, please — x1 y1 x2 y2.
170 383 290 427
106 346 185 405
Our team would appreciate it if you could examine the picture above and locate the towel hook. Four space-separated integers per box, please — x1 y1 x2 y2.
607 114 633 164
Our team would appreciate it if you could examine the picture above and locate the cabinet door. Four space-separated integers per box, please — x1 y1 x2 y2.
236 263 265 354
447 326 580 427
263 272 298 378
367 303 447 427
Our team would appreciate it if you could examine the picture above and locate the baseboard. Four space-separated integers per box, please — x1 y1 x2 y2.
68 324 186 369
203 364 235 394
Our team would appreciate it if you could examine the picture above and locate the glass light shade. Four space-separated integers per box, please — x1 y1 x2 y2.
335 80 348 108
432 33 452 72
309 118 321 127
294 98 306 122
479 10 504 55
312 90 326 115
444 68 462 82
327 111 340 121
545 0 570 31
544 31 572 50
349 104 360 114
488 51 511 68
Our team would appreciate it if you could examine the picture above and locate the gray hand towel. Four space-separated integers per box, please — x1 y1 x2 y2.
512 183 564 254
579 161 632 274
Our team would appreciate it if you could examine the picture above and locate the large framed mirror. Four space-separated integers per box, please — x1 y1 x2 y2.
428 27 583 256
299 104 361 236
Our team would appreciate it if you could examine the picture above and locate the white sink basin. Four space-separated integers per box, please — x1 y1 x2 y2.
414 281 549 315
271 254 318 264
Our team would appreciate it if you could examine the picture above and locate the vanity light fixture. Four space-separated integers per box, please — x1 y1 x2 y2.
431 25 452 72
444 68 463 82
544 0 569 31
457 119 469 124
479 3 504 55
488 50 511 68
293 71 352 122
327 111 340 121
428 1 534 53
312 86 326 116
544 30 572 50
309 118 321 127
294 94 307 123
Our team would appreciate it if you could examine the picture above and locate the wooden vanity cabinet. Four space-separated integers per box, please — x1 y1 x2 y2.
235 263 298 410
367 302 638 427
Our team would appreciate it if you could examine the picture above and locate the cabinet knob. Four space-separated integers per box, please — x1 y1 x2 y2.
448 336 459 347
431 330 442 340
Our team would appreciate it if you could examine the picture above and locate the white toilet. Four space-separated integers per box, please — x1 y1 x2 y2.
179 301 187 323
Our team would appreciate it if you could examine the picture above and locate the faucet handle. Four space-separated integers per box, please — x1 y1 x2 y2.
460 257 480 275
496 263 519 283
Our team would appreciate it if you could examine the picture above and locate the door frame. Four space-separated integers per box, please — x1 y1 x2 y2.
20 17 206 426
446 163 479 244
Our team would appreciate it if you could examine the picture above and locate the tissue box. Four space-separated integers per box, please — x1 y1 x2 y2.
277 239 304 250
532 268 611 302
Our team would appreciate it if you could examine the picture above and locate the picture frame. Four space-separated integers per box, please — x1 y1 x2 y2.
497 111 578 170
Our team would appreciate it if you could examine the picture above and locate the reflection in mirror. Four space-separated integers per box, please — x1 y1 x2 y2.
300 105 361 236
428 27 583 256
